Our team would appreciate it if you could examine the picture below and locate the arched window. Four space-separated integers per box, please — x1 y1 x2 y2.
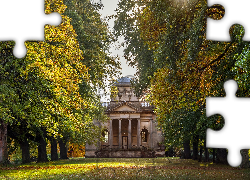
141 128 148 142
102 129 109 143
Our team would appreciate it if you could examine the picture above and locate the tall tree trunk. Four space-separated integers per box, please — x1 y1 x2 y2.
37 136 48 162
213 149 216 163
59 139 68 159
50 138 58 161
205 147 209 162
217 148 227 164
199 144 203 162
183 139 191 159
216 148 219 162
19 138 31 164
192 135 199 160
204 139 209 162
240 149 249 168
0 121 8 164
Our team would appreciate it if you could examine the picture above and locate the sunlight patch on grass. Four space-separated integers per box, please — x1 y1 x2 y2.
0 158 250 179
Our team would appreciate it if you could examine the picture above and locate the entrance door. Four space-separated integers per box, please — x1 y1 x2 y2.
122 136 128 149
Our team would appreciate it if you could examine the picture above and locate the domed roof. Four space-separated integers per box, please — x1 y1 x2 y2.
115 75 134 87
118 76 131 83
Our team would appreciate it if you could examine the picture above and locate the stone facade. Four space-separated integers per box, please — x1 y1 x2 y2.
85 76 165 158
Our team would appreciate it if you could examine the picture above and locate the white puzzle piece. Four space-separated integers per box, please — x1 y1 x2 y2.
206 80 250 167
0 0 61 58
207 0 250 41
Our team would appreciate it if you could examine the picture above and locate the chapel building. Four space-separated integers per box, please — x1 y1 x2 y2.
85 76 165 158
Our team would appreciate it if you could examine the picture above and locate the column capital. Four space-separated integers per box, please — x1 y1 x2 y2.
128 118 132 121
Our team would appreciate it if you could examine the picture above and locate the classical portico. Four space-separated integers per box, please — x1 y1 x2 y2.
108 118 144 149
85 76 165 158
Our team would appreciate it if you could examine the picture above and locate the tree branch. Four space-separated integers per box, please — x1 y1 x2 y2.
198 42 233 72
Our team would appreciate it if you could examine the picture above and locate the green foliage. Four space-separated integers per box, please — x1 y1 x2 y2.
1 0 120 163
64 0 121 90
113 0 155 96
113 0 250 157
147 3 246 145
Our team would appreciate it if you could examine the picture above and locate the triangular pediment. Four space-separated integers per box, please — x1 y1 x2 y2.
106 101 141 112
114 105 136 112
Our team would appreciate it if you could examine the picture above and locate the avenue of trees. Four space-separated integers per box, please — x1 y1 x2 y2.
113 0 250 168
1 0 249 169
0 0 120 164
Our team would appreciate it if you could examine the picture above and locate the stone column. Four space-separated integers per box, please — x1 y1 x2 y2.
137 119 141 148
109 119 113 148
119 119 122 149
150 119 153 148
128 119 132 149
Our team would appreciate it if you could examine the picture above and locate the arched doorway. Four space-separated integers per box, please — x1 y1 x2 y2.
141 128 148 144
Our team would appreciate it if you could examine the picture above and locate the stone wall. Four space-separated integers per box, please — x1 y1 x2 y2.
95 149 156 158
85 144 98 158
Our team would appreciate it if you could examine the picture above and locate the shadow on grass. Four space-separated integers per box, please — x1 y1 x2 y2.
0 158 250 180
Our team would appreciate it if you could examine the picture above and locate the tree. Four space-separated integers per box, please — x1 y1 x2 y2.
114 0 249 167
24 0 109 160
0 121 7 164
63 0 121 90
0 42 51 163
146 1 248 165
113 0 155 95
1 0 117 163
50 136 58 161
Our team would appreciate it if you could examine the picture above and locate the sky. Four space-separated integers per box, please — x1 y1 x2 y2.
92 0 137 101
97 0 137 77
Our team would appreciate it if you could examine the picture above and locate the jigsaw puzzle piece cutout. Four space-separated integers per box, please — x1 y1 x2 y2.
206 80 250 167
0 0 61 58
207 0 249 41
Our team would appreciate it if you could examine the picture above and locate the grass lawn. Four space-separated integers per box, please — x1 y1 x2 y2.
1 157 250 179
